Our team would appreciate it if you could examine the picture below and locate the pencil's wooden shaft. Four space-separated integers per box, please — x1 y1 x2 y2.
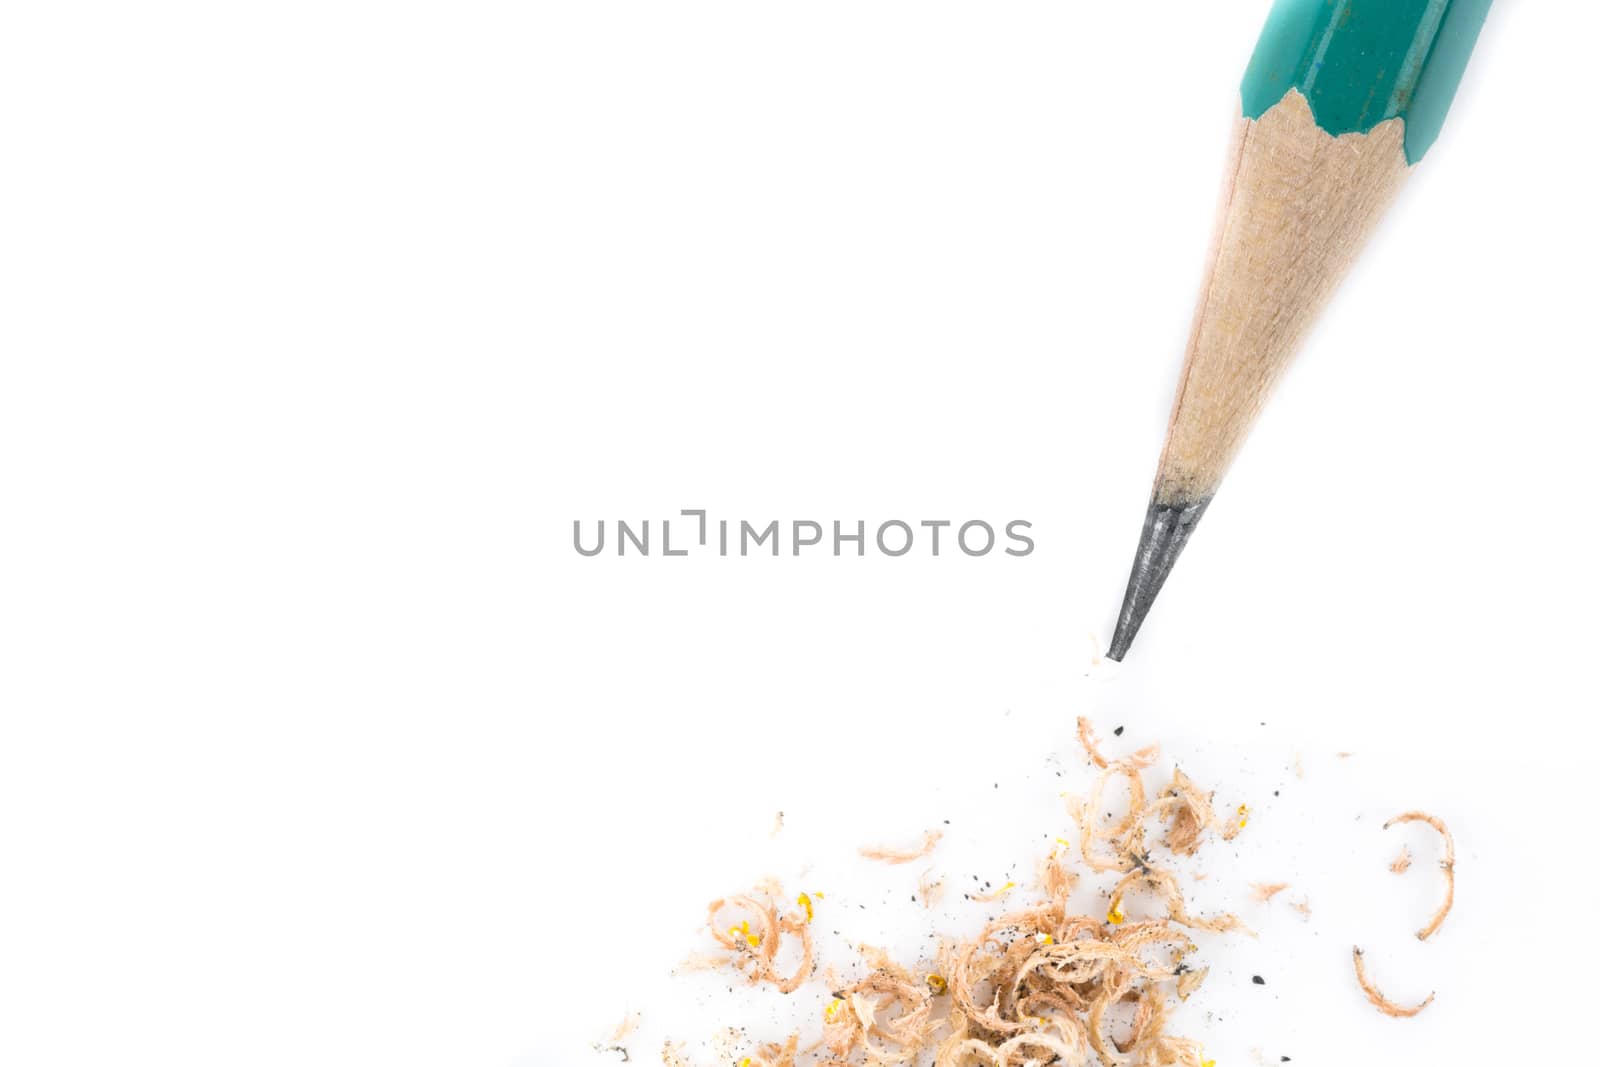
1156 89 1411 506
1108 0 1495 660
1107 89 1411 661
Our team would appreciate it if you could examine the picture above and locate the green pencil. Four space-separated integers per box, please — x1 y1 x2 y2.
1108 0 1495 661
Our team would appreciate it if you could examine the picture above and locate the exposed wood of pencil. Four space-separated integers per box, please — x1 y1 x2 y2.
1154 88 1412 505
1106 88 1416 661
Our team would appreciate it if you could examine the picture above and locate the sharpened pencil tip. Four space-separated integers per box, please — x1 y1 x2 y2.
1106 497 1211 661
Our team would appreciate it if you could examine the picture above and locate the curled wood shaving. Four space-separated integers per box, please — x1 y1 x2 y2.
822 947 937 1065
1035 849 1077 902
1108 866 1250 936
1074 760 1241 877
1352 947 1433 1018
1076 715 1159 770
1160 768 1219 855
967 880 1016 903
1077 716 1107 768
705 891 814 994
859 829 944 865
1077 762 1148 873
1249 882 1289 903
1383 811 1455 940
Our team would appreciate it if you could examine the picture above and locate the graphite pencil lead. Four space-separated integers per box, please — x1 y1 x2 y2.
1106 498 1210 662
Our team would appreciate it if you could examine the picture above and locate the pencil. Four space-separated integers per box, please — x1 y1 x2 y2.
1107 0 1494 661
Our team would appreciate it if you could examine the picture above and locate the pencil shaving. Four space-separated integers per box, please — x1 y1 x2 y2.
1074 763 1245 881
1108 866 1250 936
705 890 814 994
821 946 937 1065
1383 811 1455 940
1249 882 1289 903
1352 947 1434 1018
1076 715 1159 770
1176 966 1208 1001
673 951 726 974
1388 846 1412 875
859 830 943 865
1161 769 1222 855
608 1012 640 1044
968 880 1016 903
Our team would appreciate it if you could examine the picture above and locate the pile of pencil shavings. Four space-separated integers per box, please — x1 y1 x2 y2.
667 719 1260 1067
662 718 1458 1067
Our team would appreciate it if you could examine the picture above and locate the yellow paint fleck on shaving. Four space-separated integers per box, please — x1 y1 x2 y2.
796 893 813 922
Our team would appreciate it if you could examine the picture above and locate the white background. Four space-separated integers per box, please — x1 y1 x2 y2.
2 1 1597 1065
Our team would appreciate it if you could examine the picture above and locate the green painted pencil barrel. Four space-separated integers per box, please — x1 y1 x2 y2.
1241 0 1493 163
